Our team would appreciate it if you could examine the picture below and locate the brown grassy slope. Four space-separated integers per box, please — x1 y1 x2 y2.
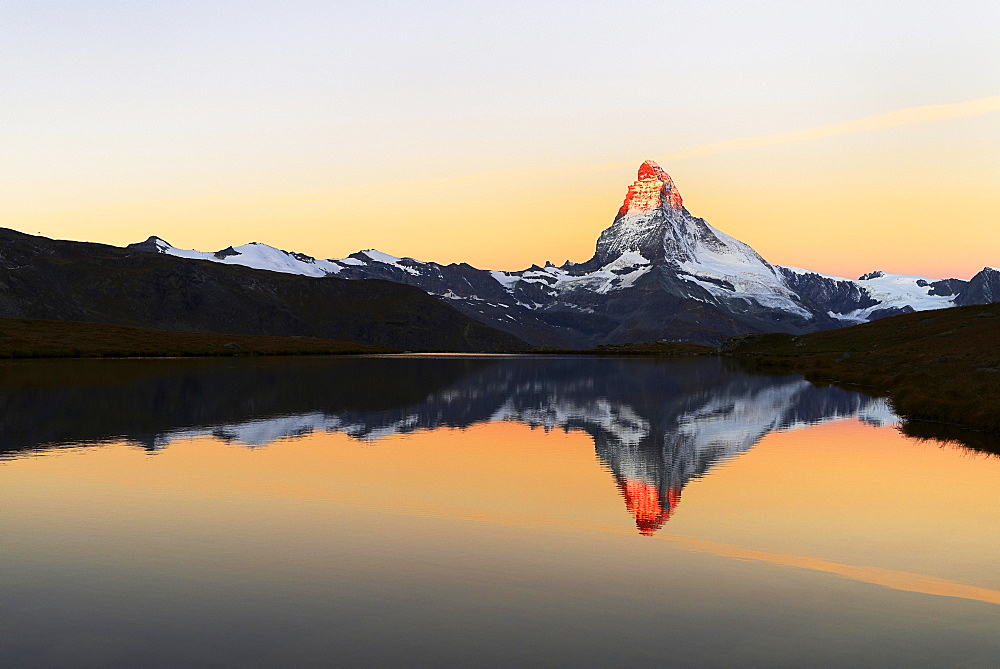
721 302 1000 434
0 318 392 358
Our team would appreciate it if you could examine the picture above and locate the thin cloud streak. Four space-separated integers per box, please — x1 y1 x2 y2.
657 94 1000 163
308 94 1000 191
45 95 999 212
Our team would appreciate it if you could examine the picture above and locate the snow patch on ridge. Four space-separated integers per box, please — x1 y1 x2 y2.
846 272 955 319
782 265 957 320
490 270 521 288
671 222 812 318
358 249 421 274
158 242 342 277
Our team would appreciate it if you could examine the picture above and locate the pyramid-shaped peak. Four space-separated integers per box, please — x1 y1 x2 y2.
617 160 683 219
619 478 682 536
638 159 670 181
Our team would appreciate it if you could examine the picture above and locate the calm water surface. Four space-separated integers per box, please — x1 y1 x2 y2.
1 356 997 666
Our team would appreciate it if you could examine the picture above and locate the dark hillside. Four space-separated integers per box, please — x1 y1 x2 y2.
0 229 525 352
0 318 392 358
722 302 1000 439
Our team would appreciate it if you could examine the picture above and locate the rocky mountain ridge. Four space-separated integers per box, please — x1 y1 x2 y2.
126 160 999 347
0 228 525 352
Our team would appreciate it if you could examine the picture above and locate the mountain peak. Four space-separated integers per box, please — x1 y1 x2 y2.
637 159 666 180
127 236 173 254
617 160 683 219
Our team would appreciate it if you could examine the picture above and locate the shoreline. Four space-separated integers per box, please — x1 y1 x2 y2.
5 308 998 450
0 318 392 359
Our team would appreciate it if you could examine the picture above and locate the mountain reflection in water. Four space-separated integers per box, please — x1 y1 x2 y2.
0 356 896 534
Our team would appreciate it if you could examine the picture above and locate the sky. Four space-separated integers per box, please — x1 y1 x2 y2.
2 1 998 279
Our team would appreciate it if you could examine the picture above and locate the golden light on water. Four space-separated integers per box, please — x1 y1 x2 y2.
4 417 997 606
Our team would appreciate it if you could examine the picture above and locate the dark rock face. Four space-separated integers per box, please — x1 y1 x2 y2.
329 256 581 347
954 268 1000 306
0 228 526 352
125 236 170 254
927 278 967 296
214 246 241 259
778 268 879 314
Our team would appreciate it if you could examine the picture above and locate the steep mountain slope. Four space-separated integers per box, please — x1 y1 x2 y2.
575 160 810 318
128 161 996 347
954 266 1000 305
0 228 525 351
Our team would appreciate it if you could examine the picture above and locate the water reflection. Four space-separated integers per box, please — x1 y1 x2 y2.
0 356 898 534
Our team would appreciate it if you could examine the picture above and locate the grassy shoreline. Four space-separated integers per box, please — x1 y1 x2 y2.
0 318 393 358
5 307 998 448
718 302 1000 447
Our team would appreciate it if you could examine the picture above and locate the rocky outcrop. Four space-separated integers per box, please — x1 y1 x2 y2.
954 267 1000 306
778 268 877 313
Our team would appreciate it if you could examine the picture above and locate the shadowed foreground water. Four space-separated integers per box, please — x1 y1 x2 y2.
1 355 997 666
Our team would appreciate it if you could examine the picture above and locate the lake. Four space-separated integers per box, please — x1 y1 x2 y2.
1 355 997 666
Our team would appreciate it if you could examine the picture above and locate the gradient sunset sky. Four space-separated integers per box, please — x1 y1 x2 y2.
3 1 998 279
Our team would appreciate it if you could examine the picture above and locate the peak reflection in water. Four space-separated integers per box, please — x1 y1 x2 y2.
0 356 896 534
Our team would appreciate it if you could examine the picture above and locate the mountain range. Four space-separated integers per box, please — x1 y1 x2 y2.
128 160 1000 347
0 228 524 351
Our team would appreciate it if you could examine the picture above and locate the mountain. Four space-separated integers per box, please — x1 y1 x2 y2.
0 355 895 534
128 161 996 347
953 266 1000 306
0 228 525 352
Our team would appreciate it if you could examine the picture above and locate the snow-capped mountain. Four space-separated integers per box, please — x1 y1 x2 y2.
778 267 961 322
579 160 810 318
128 161 996 347
129 235 344 277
